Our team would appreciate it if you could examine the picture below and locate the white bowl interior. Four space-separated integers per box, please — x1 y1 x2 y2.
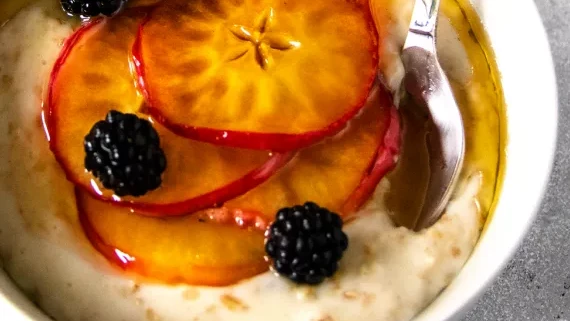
0 0 558 320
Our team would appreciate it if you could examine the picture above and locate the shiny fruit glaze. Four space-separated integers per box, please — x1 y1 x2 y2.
77 190 268 286
133 0 378 151
46 10 292 216
223 86 398 221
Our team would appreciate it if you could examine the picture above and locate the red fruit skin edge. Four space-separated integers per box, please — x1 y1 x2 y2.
45 19 294 217
77 190 137 272
77 189 270 286
342 100 401 215
111 151 294 217
132 14 379 152
45 19 102 137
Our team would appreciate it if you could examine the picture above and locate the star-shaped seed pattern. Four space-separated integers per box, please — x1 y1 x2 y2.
228 8 301 70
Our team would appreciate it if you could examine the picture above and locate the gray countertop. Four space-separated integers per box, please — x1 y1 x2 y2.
462 0 570 320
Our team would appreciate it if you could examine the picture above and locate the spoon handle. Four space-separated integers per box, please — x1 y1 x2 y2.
407 0 440 40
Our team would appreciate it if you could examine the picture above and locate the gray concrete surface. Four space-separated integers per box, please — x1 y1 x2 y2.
462 0 570 320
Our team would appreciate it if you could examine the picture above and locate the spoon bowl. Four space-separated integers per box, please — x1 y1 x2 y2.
399 0 465 230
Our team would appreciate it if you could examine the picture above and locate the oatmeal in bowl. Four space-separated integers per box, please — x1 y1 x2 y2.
0 0 556 320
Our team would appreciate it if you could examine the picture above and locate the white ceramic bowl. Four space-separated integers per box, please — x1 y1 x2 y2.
0 0 558 319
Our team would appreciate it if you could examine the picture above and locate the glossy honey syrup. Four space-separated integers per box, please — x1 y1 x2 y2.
371 0 505 230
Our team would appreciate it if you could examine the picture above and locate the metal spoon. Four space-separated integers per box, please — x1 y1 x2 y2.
400 0 465 229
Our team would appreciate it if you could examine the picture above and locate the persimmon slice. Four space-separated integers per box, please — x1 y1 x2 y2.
47 11 291 216
77 191 267 286
224 86 397 219
134 0 378 151
343 102 401 215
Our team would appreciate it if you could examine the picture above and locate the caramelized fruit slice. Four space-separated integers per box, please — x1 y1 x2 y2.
224 86 398 219
343 103 401 215
134 0 378 151
47 11 291 216
77 191 267 285
127 0 162 8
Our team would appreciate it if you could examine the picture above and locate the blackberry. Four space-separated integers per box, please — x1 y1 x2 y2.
84 110 167 197
61 0 125 18
265 202 349 285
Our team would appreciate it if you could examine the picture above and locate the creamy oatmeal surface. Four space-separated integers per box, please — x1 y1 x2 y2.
0 1 485 321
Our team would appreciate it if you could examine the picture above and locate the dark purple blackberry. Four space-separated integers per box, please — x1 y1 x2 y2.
84 110 166 197
265 202 349 285
60 0 125 18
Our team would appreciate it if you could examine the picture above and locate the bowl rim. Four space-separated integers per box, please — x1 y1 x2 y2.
0 0 559 320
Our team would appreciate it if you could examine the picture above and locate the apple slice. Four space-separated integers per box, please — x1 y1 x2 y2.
46 10 292 216
223 86 398 220
77 190 268 286
133 0 378 151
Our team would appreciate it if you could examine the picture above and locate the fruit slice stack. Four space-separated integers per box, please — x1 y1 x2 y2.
46 0 401 286
48 10 292 216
